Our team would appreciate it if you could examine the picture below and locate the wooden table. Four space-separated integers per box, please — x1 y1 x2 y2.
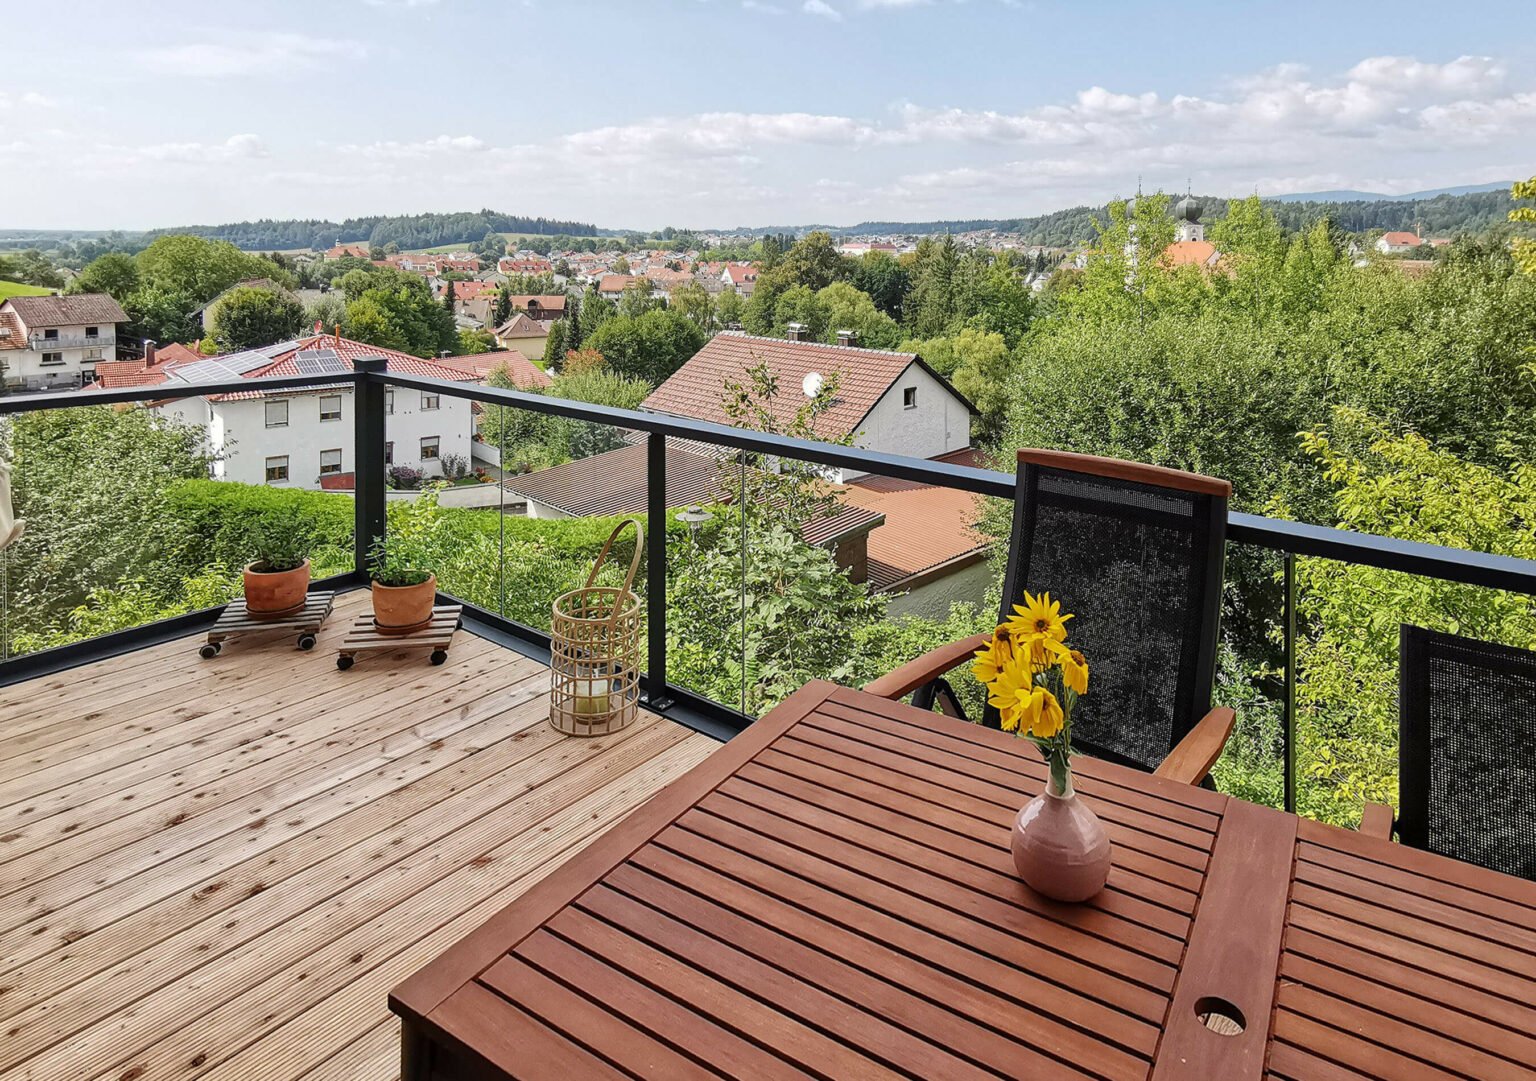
390 681 1536 1080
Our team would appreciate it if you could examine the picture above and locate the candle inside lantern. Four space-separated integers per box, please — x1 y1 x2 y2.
571 678 612 717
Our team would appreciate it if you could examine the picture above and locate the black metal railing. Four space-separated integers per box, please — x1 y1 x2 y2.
5 362 1536 810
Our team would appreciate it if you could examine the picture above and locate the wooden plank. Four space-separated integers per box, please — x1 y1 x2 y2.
16 727 707 1080
1152 799 1297 1081
430 981 630 1081
482 953 724 1081
601 861 1142 1079
743 751 1204 905
1269 1005 1471 1081
545 906 911 1081
631 835 1163 1056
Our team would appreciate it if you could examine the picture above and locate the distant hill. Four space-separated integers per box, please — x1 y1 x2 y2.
1270 181 1516 203
720 184 1524 247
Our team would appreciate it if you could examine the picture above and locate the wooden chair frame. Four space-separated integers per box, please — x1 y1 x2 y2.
864 448 1235 786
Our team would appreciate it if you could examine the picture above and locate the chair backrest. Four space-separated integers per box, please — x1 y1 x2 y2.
989 449 1229 772
1398 624 1536 880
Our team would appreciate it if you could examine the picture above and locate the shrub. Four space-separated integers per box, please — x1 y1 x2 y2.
387 465 422 490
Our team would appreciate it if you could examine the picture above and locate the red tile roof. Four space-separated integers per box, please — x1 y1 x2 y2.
86 342 203 389
839 448 991 591
158 334 479 401
495 313 547 338
642 333 966 440
434 349 551 388
1160 240 1220 268
1381 231 1423 247
598 274 646 293
723 265 758 284
451 280 499 301
506 295 566 313
0 312 24 351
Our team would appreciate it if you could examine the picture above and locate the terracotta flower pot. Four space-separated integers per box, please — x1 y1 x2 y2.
242 559 310 618
371 574 436 635
1011 784 1111 903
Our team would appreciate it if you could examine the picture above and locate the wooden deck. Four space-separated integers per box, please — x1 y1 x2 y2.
0 590 720 1081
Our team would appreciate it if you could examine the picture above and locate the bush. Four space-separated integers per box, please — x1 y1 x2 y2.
387 465 423 490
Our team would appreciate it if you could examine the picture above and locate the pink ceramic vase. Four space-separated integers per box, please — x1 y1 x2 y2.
1011 781 1111 903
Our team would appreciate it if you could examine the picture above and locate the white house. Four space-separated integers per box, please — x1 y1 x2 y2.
146 334 478 491
641 331 975 483
0 293 127 391
1376 231 1424 255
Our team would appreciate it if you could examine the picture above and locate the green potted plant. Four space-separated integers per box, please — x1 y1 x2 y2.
243 515 312 618
367 536 436 634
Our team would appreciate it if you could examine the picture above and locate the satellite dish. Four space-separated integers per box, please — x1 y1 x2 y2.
802 371 824 398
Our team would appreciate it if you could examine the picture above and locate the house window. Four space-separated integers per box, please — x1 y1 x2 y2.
265 400 289 428
265 456 289 483
85 326 98 338
903 387 918 409
81 366 96 384
421 393 440 411
84 348 103 361
385 388 394 415
420 436 440 460
320 449 342 475
42 328 58 341
384 441 394 465
40 352 64 367
319 394 342 422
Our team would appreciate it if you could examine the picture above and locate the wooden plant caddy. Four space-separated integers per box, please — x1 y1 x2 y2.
335 604 463 670
199 592 335 659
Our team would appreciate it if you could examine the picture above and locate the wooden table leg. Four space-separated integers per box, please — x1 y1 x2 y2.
401 1021 436 1081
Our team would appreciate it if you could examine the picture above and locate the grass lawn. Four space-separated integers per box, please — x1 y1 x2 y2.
0 280 54 300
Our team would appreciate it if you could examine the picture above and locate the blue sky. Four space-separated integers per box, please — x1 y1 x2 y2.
1 0 1532 230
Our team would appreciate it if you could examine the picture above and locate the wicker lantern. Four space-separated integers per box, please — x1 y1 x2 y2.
549 519 643 737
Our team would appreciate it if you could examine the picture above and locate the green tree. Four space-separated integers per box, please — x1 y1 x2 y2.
303 293 347 335
715 288 745 328
584 308 705 384
69 252 140 299
612 255 631 275
1512 176 1536 276
492 287 512 327
851 251 912 319
207 286 306 351
778 231 852 291
817 281 902 348
617 281 662 319
2 406 213 652
904 235 960 337
122 284 201 345
669 281 715 333
771 284 831 341
340 273 457 358
541 319 568 367
135 235 281 303
576 286 614 343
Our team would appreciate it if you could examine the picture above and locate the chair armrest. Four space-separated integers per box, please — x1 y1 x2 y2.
1152 706 1235 786
1359 802 1395 840
863 633 992 701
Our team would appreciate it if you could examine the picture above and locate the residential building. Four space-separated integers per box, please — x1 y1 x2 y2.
90 341 202 389
720 264 758 296
1376 230 1424 254
505 295 567 321
642 332 975 482
324 243 371 259
836 448 993 619
0 293 127 391
493 313 552 359
145 334 477 490
435 348 550 390
598 274 651 300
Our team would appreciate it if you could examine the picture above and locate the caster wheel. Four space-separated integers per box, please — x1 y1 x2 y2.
199 643 220 659
297 634 316 651
337 655 355 671
430 650 448 666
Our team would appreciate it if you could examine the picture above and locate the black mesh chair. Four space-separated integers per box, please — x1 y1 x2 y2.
866 449 1236 785
1361 625 1536 881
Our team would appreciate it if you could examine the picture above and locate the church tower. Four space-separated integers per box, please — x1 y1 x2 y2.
1174 194 1204 243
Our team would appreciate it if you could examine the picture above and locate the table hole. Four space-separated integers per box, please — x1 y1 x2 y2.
1194 996 1245 1036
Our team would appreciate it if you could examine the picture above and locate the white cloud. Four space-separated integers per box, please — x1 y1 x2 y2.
0 90 55 109
341 134 490 159
742 0 785 12
115 133 270 164
134 33 367 78
803 0 843 19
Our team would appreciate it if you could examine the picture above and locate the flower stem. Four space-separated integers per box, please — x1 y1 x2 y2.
1049 747 1072 798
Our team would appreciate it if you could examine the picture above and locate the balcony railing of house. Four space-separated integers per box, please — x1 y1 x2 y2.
3 358 1535 817
27 333 115 351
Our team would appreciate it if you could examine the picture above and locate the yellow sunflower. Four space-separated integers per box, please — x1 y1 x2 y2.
986 662 1032 733
970 628 1014 686
1018 686 1066 739
1061 649 1090 696
1006 591 1072 642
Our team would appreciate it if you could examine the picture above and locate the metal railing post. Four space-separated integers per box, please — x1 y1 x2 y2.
1283 552 1298 813
645 433 672 709
354 359 389 579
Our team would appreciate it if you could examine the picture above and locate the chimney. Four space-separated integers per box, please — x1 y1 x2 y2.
785 322 808 342
836 329 859 348
143 339 157 370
